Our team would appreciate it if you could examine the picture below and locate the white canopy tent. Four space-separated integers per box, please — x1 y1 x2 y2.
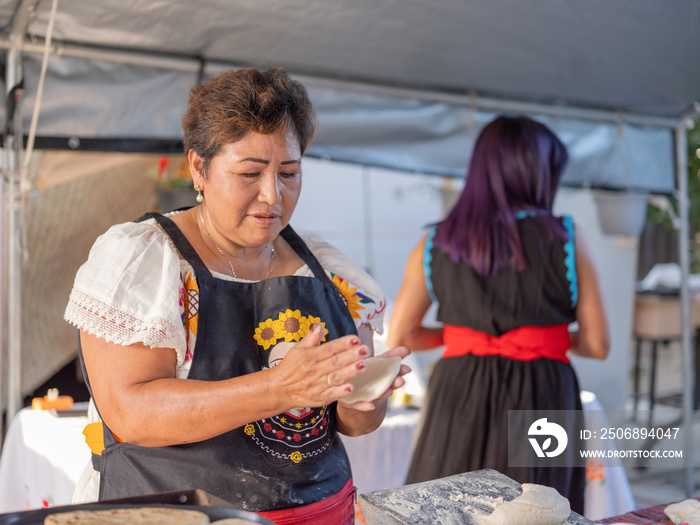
0 0 698 494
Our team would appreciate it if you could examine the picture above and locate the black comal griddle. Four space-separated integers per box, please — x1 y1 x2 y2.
0 489 275 525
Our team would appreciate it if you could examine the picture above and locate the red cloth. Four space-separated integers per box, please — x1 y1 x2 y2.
255 479 355 525
594 498 700 524
442 323 571 363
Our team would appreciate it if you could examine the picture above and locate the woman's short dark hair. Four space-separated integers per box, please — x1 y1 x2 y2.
433 115 569 275
182 67 317 173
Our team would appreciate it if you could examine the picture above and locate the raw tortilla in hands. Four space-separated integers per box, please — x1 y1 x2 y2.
342 356 401 404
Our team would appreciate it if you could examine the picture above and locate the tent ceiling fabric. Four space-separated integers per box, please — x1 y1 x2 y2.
12 0 698 118
0 0 697 190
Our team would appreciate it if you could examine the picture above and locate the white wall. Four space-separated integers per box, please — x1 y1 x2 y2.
294 157 637 411
293 158 444 300
554 188 638 411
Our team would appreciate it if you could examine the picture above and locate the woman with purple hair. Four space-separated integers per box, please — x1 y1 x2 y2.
387 115 609 512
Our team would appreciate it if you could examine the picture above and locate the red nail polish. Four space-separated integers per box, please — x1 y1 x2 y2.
357 361 366 370
359 347 369 356
350 337 359 345
345 387 352 393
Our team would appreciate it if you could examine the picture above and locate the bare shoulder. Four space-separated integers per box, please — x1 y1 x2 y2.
408 232 430 263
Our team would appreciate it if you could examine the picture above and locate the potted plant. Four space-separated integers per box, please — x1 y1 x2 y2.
637 118 700 277
592 186 649 236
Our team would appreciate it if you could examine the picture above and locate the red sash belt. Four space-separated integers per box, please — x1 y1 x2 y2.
442 323 571 364
255 479 355 525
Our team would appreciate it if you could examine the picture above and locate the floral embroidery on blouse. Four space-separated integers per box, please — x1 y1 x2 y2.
330 272 385 324
332 274 363 319
182 268 199 362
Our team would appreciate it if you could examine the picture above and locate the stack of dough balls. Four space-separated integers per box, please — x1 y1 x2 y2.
44 508 259 524
476 483 571 525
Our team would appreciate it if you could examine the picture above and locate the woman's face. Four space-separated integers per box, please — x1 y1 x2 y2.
192 128 302 249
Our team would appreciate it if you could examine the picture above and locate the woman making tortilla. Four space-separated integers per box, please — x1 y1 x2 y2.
65 67 410 524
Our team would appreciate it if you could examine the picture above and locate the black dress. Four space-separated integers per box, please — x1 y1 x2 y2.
405 213 586 513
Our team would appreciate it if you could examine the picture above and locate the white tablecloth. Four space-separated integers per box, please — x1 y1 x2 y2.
0 396 636 519
581 391 637 521
0 405 421 516
0 405 90 513
342 407 421 496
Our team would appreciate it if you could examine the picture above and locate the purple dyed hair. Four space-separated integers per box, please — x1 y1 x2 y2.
433 115 569 275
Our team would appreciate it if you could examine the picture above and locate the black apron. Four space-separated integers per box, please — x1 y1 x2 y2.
80 212 357 512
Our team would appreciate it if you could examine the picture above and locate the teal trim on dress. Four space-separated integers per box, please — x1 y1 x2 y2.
423 227 438 303
514 209 537 219
562 214 578 308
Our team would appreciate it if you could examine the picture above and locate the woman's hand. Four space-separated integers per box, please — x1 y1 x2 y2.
270 323 373 410
335 344 411 436
337 345 411 412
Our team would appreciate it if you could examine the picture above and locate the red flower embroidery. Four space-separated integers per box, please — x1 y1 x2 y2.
276 431 284 439
312 428 319 436
264 423 272 432
293 434 301 442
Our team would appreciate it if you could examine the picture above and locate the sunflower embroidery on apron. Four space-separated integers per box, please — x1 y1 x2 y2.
245 308 332 466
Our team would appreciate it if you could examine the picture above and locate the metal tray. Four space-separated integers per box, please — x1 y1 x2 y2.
0 501 274 524
81 489 237 508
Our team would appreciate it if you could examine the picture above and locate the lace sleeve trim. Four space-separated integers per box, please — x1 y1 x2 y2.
64 287 188 363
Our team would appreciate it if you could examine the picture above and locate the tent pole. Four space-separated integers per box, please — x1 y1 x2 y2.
2 0 39 427
4 43 23 426
0 102 5 432
675 120 694 496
